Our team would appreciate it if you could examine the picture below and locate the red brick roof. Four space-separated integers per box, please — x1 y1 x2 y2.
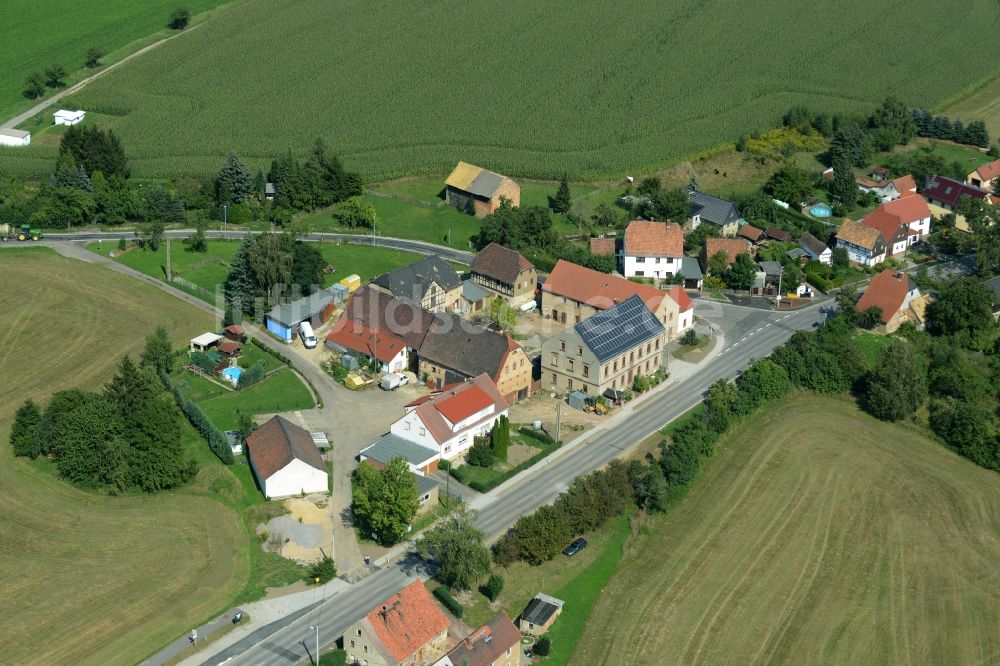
738 224 764 242
891 174 917 193
224 324 245 336
543 260 669 313
413 374 508 445
217 340 241 354
704 238 750 266
624 220 683 257
666 284 693 312
922 175 989 207
246 416 325 480
862 195 931 243
764 226 792 242
444 612 521 666
325 318 407 363
361 580 449 663
589 237 616 256
973 159 1000 182
857 269 914 324
435 384 494 424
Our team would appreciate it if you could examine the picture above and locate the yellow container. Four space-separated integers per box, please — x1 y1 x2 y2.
339 274 361 293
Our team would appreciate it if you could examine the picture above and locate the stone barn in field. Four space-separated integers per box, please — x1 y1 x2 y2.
444 161 520 217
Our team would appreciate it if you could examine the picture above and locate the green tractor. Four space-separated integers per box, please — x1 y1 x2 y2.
16 224 43 241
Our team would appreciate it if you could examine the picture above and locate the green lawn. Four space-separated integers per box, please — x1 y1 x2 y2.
238 343 285 373
304 196 480 251
854 331 894 365
178 367 315 430
89 238 446 300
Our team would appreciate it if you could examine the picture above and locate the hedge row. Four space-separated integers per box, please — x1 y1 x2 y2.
451 440 563 493
160 369 235 464
433 586 463 618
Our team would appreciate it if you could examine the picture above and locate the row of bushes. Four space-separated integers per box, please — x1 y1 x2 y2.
452 440 563 493
159 369 235 464
433 585 463 618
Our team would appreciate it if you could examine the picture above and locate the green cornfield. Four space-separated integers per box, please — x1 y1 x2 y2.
3 0 1000 181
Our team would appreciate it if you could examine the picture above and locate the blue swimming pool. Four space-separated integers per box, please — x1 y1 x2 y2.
810 203 833 218
221 366 243 384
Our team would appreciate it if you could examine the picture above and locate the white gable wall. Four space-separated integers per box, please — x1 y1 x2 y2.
621 254 683 279
263 459 328 499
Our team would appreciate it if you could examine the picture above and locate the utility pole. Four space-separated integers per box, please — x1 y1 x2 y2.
309 625 319 665
166 235 172 282
223 204 228 235
555 401 562 444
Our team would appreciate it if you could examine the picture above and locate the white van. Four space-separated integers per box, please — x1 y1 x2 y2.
379 373 409 391
298 321 318 349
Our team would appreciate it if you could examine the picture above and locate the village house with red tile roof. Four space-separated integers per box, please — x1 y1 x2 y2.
856 269 924 334
342 579 450 666
860 193 932 257
541 260 692 337
325 318 410 374
967 158 1000 193
620 220 685 279
433 612 522 666
388 374 509 461
701 237 752 272
589 236 616 256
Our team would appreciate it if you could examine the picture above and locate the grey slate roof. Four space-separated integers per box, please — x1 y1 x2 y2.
413 473 440 497
267 288 339 328
464 170 505 199
679 256 703 280
574 295 664 363
758 261 784 276
522 596 562 626
418 311 514 380
462 279 489 303
799 233 828 256
786 248 808 260
686 187 741 226
362 434 439 467
372 256 462 303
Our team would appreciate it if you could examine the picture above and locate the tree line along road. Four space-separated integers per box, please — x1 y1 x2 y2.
200 301 827 666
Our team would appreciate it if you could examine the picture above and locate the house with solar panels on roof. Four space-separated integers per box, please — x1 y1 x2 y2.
445 161 520 217
541 295 666 395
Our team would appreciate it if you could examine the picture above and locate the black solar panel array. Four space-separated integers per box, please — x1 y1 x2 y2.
575 295 665 363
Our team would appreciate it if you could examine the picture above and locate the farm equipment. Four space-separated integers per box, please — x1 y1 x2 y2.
583 400 609 416
0 224 43 241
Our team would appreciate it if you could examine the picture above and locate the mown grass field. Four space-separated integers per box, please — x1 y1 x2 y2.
175 368 315 430
4 0 999 180
0 247 253 665
87 239 440 299
0 0 231 121
571 394 1000 666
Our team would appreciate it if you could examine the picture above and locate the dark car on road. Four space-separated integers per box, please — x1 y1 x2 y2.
563 537 587 557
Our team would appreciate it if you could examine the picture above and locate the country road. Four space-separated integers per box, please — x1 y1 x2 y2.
200 300 827 666
7 234 825 665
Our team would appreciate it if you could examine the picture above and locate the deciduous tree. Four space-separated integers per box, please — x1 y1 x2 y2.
10 399 42 459
168 6 191 29
417 507 491 591
859 342 927 422
85 47 105 68
352 459 419 547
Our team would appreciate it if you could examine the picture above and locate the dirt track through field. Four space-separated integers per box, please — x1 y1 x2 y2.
571 395 1000 666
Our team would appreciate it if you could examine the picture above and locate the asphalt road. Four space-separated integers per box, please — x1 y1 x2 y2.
201 299 827 666
34 229 474 265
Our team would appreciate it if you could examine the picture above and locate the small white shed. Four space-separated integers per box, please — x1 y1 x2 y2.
53 109 86 126
190 332 222 352
0 129 31 147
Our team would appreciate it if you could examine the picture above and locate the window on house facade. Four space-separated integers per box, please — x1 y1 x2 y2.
560 340 565 351
583 364 589 377
357 629 362 636
577 346 583 356
351 640 355 648
575 314 581 323
551 353 558 367
567 359 574 372
568 378 574 390
604 366 608 378
636 256 645 263
551 373 557 384
444 444 451 453
404 421 411 430
419 427 426 436
655 338 660 350
636 270 644 277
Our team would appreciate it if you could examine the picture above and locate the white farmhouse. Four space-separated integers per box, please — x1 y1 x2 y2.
798 233 831 264
53 109 85 126
620 220 685 279
0 129 31 147
389 373 509 461
246 416 328 499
